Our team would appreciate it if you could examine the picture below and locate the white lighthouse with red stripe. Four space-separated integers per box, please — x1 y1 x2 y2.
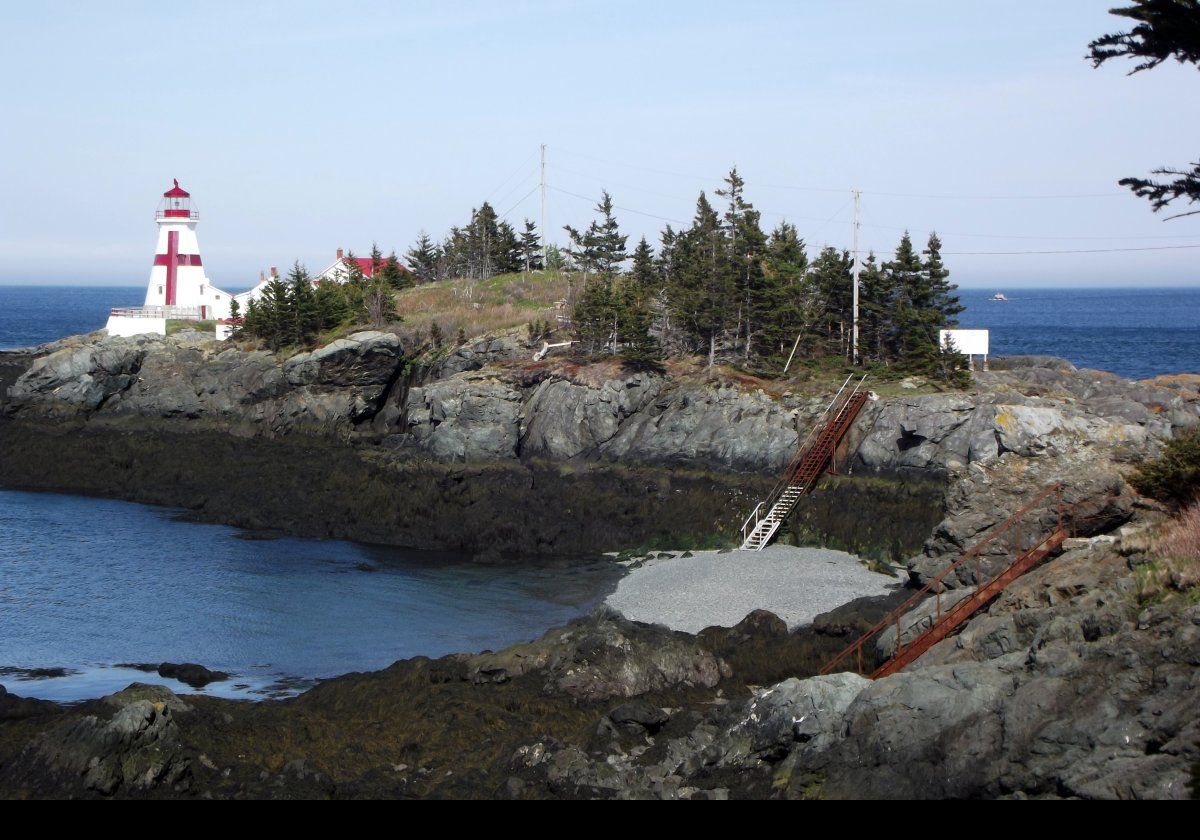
142 180 231 318
106 179 234 337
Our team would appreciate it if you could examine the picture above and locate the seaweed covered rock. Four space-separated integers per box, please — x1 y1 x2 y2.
466 608 730 701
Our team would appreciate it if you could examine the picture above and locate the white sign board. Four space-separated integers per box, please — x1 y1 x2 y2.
939 329 989 356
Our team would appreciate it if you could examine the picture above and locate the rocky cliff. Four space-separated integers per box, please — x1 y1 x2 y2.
2 330 1196 563
1 330 1198 798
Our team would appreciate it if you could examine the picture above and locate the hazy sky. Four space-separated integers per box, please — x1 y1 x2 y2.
2 1 1198 288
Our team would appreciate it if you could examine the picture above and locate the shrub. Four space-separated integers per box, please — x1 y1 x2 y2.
1131 426 1200 507
1131 502 1200 602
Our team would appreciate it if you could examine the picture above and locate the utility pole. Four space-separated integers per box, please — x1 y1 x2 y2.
540 143 547 267
851 188 861 366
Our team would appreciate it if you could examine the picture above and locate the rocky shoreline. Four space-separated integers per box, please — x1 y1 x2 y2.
1 329 1198 798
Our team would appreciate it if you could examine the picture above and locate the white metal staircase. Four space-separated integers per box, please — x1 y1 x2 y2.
739 375 871 551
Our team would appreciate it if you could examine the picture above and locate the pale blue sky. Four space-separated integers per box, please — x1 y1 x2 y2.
1 0 1197 288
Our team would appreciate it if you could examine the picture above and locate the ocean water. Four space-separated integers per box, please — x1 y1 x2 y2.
0 491 616 703
0 285 143 350
957 287 1200 380
0 284 1196 378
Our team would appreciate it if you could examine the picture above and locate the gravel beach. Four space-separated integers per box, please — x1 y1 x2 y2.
605 545 899 633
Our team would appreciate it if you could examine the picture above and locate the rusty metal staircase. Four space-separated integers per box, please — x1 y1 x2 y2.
819 483 1069 679
739 375 871 551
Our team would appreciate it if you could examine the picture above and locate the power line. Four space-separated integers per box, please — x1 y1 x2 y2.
485 149 539 203
942 243 1200 255
499 186 539 220
556 146 1127 201
548 185 688 224
857 218 1200 242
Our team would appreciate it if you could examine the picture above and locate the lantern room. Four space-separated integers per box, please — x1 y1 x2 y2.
157 178 198 220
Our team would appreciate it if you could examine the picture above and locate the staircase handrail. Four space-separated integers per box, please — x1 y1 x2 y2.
758 374 860 513
740 501 766 541
819 482 1065 677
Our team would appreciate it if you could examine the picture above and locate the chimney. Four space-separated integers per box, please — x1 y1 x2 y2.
259 270 265 282
337 248 344 260
270 266 277 277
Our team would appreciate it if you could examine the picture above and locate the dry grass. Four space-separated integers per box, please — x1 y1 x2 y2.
394 270 578 343
1132 502 1200 601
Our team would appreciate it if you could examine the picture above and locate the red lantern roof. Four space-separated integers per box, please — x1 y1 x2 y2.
163 178 190 198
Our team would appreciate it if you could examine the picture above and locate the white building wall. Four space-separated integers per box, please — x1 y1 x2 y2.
140 219 233 319
105 315 166 338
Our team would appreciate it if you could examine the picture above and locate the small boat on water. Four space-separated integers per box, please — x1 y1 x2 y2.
989 292 1009 302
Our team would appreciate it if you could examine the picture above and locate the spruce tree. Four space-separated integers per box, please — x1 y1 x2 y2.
923 232 963 324
591 191 628 274
630 236 657 292
810 246 853 358
287 261 319 345
758 222 814 367
341 250 365 285
716 167 767 359
314 280 350 330
615 275 662 371
369 243 384 278
519 219 543 272
377 252 411 289
669 192 734 371
405 232 439 282
572 275 616 353
260 274 293 351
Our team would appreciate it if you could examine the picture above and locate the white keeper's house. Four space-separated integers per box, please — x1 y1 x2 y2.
105 180 235 337
233 249 393 310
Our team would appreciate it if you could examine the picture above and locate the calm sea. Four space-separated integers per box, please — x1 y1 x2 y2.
957 287 1200 380
0 490 616 702
1 284 1196 378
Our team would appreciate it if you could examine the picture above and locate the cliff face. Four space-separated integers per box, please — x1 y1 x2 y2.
1 332 1198 799
2 330 1196 563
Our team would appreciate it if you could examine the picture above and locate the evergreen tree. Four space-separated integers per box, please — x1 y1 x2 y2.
590 191 628 274
615 275 662 371
314 280 350 330
669 192 734 371
856 253 891 363
657 226 679 286
572 275 616 353
377 252 411 289
519 219 543 272
544 243 566 272
923 232 963 325
1089 1 1200 218
757 222 815 366
884 232 938 369
716 167 767 359
229 298 240 320
564 190 627 278
341 250 365 285
629 236 658 292
810 246 854 358
260 274 293 351
287 261 319 345
369 243 384 278
494 220 523 274
405 232 439 282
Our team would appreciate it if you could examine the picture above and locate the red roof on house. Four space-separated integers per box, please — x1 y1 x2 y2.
164 178 190 198
341 256 409 278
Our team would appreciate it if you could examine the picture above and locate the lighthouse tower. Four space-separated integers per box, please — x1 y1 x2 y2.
106 180 233 337
142 180 231 318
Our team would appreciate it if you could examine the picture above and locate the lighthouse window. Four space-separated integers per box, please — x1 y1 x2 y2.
158 285 163 295
200 285 205 295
